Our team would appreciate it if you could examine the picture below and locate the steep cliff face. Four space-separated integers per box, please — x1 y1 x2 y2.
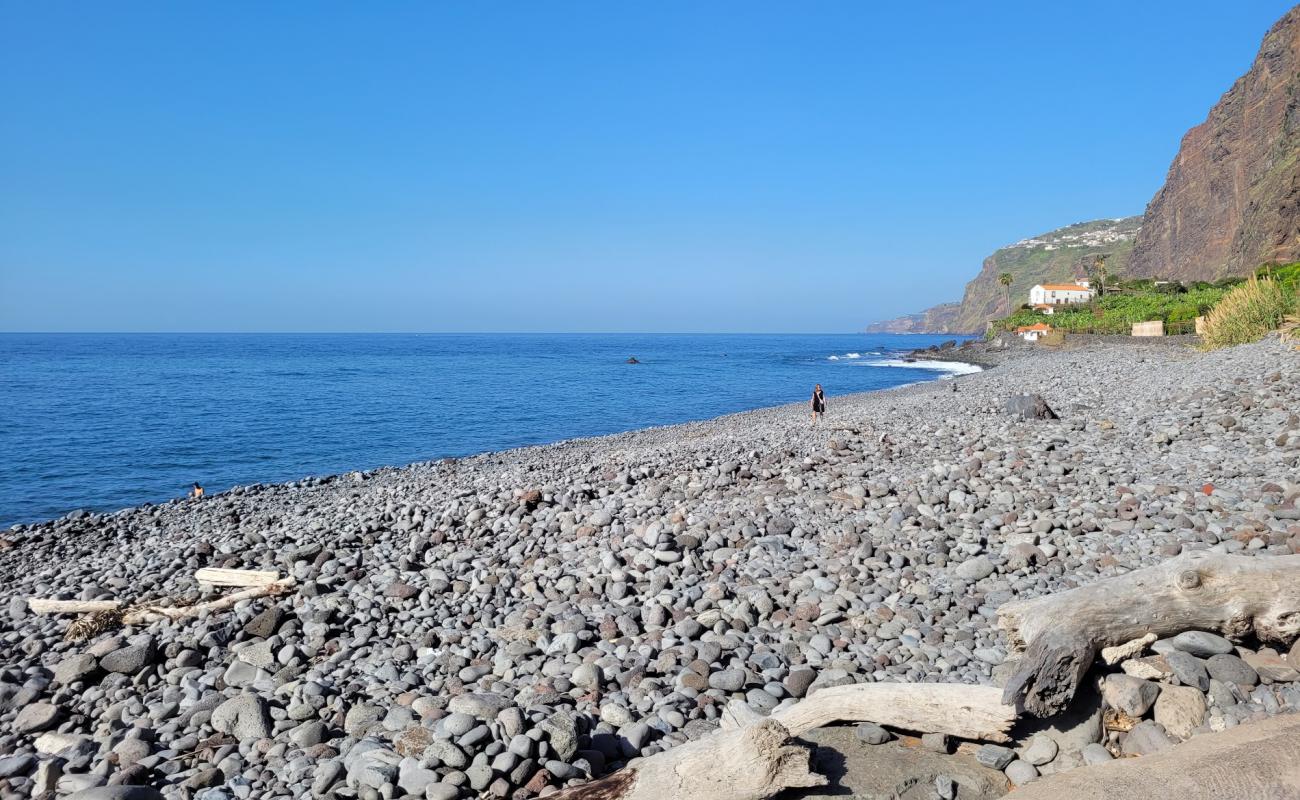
1128 7 1300 279
867 217 1140 334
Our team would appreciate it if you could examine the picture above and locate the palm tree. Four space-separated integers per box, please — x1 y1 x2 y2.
1092 254 1109 296
998 272 1013 309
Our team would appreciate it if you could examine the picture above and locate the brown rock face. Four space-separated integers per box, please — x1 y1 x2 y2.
1129 7 1300 280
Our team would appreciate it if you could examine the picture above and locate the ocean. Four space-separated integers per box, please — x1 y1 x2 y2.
0 333 975 527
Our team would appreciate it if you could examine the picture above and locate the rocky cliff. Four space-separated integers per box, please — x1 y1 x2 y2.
867 217 1140 334
1128 6 1300 279
862 302 964 334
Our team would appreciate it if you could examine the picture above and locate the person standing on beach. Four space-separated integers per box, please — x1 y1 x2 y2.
811 384 826 425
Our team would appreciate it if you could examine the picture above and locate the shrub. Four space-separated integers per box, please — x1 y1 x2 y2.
1200 277 1297 350
1257 262 1300 291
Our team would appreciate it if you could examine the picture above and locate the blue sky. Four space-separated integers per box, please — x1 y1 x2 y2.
1 2 1293 332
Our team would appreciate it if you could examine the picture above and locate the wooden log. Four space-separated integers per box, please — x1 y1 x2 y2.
27 599 122 615
771 683 1014 742
547 719 824 800
999 551 1300 717
1008 712 1300 800
121 578 295 625
194 567 282 587
553 683 1015 800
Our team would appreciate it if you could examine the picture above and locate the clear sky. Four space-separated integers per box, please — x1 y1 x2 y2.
1 2 1294 332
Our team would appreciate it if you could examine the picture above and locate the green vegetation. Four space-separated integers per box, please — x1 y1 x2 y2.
948 216 1142 333
1201 276 1298 350
1256 261 1300 291
987 264 1300 345
990 282 1230 336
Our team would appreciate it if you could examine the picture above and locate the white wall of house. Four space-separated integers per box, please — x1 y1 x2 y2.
1029 284 1093 306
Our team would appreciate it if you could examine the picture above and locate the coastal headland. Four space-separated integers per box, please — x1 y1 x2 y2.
1 336 1298 798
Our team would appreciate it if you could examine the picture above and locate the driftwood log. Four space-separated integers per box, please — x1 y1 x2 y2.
1010 712 1300 800
29 570 296 641
771 683 1013 741
999 551 1300 716
26 599 122 615
120 578 295 624
193 567 282 587
548 719 824 800
547 683 1015 800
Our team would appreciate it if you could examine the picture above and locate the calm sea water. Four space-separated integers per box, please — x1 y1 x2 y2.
0 333 974 527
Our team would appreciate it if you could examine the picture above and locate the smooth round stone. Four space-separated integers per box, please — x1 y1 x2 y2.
1171 631 1234 658
708 669 746 692
1205 653 1258 687
1004 759 1039 786
442 713 476 736
855 722 891 745
1019 734 1058 766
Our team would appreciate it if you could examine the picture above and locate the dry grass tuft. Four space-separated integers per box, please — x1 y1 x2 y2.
1200 277 1297 350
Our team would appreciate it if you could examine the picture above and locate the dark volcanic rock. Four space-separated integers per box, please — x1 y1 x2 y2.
1129 7 1300 279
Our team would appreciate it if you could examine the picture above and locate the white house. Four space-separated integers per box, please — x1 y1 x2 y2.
1029 282 1094 306
1016 322 1052 342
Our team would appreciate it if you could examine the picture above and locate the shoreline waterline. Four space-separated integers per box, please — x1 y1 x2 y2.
5 350 986 530
2 332 987 528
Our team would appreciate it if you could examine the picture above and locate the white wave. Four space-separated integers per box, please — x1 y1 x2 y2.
845 352 861 359
862 358 982 376
827 355 839 361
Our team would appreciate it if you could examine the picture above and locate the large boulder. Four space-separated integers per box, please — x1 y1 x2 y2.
1005 394 1058 420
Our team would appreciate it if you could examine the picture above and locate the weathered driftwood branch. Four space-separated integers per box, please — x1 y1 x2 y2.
121 578 295 624
194 567 282 587
1010 712 1300 799
550 683 1015 800
771 682 1013 741
547 719 823 800
999 551 1300 717
27 599 123 614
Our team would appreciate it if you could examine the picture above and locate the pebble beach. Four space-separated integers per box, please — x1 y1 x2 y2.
2 335 1299 800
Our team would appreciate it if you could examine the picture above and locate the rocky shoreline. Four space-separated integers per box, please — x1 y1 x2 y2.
2 336 1299 800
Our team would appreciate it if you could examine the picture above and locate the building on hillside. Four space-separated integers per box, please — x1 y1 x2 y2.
1032 303 1055 315
1015 322 1052 342
1029 282 1094 306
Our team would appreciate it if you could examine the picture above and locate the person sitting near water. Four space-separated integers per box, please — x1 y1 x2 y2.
811 384 826 425
190 483 204 499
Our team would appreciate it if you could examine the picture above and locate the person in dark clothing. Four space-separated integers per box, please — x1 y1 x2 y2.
811 384 826 425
